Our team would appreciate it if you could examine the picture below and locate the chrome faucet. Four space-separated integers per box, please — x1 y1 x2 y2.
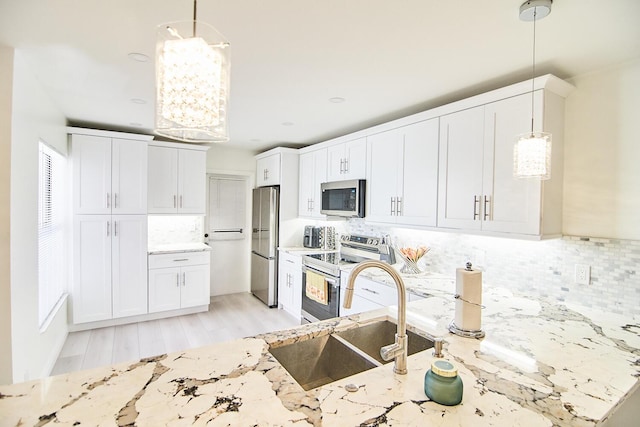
343 260 408 374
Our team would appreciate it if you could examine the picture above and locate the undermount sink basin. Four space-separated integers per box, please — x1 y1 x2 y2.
269 320 434 390
269 334 379 391
336 320 434 364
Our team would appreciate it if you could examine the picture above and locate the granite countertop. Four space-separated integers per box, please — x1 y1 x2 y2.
1 276 639 426
148 242 212 254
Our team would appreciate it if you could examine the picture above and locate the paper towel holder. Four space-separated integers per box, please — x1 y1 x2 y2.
449 262 485 339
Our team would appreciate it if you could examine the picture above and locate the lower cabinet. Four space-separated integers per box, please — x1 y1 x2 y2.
148 252 211 313
278 251 302 318
73 215 148 324
340 270 421 316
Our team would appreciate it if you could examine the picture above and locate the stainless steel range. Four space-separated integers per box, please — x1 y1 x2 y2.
301 234 394 323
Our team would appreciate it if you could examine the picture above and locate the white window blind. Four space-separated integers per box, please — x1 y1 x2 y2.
38 141 67 329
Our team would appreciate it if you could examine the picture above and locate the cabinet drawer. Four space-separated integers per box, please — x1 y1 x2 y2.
279 251 302 267
149 251 210 269
353 276 397 306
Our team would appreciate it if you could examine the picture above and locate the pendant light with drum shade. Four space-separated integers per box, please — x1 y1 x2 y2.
514 0 552 180
155 0 230 143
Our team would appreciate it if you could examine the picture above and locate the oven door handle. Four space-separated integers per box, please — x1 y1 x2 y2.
302 265 340 287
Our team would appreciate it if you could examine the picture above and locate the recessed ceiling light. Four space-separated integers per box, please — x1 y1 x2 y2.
282 122 294 126
128 52 149 62
130 98 146 104
329 97 346 103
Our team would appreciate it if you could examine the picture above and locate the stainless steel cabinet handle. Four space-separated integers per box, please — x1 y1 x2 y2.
173 195 177 208
179 195 183 208
390 197 396 215
344 158 349 173
176 274 180 287
397 197 402 216
310 199 314 211
106 193 110 208
173 258 189 262
473 196 480 220
106 221 110 236
182 272 186 286
362 287 379 295
114 220 118 237
483 195 491 221
114 193 118 208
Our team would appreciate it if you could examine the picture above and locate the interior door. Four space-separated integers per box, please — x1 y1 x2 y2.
207 175 250 296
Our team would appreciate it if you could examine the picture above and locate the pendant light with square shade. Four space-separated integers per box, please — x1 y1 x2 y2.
155 0 230 143
513 0 552 180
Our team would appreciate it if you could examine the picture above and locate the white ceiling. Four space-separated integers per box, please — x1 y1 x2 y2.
0 0 638 152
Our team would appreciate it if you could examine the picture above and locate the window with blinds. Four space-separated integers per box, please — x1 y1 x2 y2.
38 141 67 329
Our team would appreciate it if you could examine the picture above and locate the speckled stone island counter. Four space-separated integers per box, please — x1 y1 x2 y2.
1 272 639 426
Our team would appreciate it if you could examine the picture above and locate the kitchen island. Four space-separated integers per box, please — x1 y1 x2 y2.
1 276 639 426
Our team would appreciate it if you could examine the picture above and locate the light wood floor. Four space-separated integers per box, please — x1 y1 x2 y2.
51 292 301 376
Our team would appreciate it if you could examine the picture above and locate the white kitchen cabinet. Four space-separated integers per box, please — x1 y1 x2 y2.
340 271 397 316
148 251 211 313
437 90 565 237
367 119 439 226
298 148 327 218
256 153 281 187
278 251 302 318
148 144 208 214
437 106 485 230
72 134 148 215
326 137 366 181
73 215 148 323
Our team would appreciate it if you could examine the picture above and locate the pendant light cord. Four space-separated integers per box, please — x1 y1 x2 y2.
193 0 198 37
530 7 537 135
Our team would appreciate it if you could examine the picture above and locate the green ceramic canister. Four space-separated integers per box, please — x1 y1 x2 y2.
424 359 463 406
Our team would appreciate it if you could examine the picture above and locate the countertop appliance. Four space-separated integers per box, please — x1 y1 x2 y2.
320 179 365 218
300 233 392 323
251 186 279 307
303 225 321 248
303 226 336 249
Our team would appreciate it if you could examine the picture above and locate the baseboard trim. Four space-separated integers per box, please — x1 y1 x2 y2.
68 305 209 332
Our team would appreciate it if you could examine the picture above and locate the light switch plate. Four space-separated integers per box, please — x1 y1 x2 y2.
575 264 591 285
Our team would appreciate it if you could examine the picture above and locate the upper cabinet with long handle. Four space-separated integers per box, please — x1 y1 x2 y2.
367 119 439 227
437 88 568 237
256 153 281 187
72 133 148 215
326 137 366 181
147 142 208 214
298 148 327 218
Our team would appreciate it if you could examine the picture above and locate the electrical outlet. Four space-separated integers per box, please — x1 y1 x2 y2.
575 264 591 285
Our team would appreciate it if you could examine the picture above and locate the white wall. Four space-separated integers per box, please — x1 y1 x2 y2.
9 50 69 383
206 144 256 173
564 58 640 240
0 45 14 385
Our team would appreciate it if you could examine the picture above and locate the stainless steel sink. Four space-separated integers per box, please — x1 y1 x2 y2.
336 320 434 364
269 334 379 391
269 320 434 390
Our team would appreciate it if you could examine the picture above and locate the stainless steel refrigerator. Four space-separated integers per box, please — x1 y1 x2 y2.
250 186 279 307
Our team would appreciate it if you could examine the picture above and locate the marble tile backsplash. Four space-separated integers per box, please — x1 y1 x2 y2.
342 219 640 316
148 216 204 247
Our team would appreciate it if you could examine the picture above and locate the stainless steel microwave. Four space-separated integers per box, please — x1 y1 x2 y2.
320 179 365 218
